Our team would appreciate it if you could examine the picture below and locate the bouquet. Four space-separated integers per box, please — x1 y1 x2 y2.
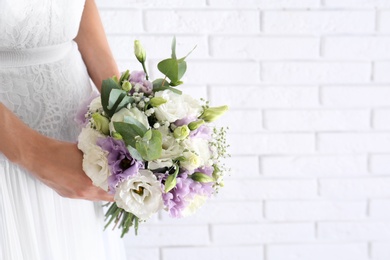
77 38 229 237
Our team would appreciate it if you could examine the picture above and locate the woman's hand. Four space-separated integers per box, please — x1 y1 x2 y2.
28 138 114 202
0 103 113 202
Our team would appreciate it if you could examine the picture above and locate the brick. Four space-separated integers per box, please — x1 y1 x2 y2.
213 223 315 245
100 10 143 34
220 179 317 200
228 133 315 155
264 109 370 131
225 156 260 178
322 86 390 107
162 246 263 260
215 110 262 133
325 0 390 7
318 221 390 240
318 133 390 153
208 0 320 8
262 155 368 177
210 86 319 109
323 37 390 59
210 36 319 59
160 201 263 224
181 61 259 85
261 62 371 84
320 177 390 199
372 242 390 260
127 225 210 246
370 199 390 219
123 247 159 260
373 110 390 130
107 35 209 60
370 154 390 175
97 0 206 8
263 11 375 34
265 200 367 221
267 243 368 260
144 10 259 33
379 11 390 32
374 62 390 83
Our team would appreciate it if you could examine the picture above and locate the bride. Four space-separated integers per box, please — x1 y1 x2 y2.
0 0 126 259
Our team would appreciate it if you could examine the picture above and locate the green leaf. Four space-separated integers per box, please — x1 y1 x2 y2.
152 78 170 89
177 60 187 81
127 145 143 161
101 78 121 117
135 130 162 161
171 36 177 60
119 70 130 84
164 165 180 193
143 129 152 140
114 122 145 148
123 116 148 134
153 85 182 95
157 58 179 83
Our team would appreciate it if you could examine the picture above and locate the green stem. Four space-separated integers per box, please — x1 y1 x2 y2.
141 62 149 80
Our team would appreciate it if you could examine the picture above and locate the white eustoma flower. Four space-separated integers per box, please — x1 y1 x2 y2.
77 127 105 153
154 90 202 123
82 146 110 191
110 107 150 133
181 138 212 172
181 195 208 217
115 169 163 220
89 97 103 113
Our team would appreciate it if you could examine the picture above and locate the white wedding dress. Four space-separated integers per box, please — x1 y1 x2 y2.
0 0 126 259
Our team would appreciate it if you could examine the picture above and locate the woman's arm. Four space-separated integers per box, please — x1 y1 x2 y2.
0 103 113 201
75 0 120 91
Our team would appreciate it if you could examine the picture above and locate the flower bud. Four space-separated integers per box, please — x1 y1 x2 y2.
173 125 190 140
149 97 167 107
122 80 132 92
200 105 228 122
92 113 110 135
164 174 177 193
134 40 146 63
188 119 205 131
191 172 215 183
112 132 123 140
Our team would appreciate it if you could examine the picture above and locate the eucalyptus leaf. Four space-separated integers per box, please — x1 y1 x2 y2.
153 85 182 95
101 78 121 117
157 58 179 83
114 122 145 148
108 89 131 110
152 78 170 89
135 130 162 161
171 36 177 60
127 145 143 162
123 115 148 134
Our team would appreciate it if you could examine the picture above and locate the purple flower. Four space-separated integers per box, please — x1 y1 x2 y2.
190 125 212 140
174 115 197 127
97 137 143 193
162 171 214 218
129 71 153 94
75 91 100 126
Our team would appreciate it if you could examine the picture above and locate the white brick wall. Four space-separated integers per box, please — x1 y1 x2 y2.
96 0 390 259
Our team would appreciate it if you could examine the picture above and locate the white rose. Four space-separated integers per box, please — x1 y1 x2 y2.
114 169 163 220
181 195 208 217
154 90 202 123
77 127 105 154
82 146 110 191
89 97 103 113
110 107 150 133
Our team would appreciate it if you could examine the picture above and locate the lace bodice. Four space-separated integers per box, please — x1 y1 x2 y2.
0 0 92 142
0 0 85 50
